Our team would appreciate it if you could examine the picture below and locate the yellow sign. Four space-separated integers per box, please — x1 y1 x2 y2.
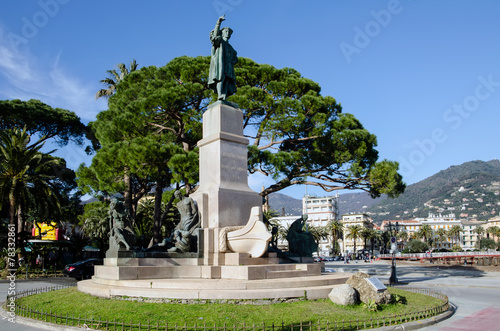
32 221 60 240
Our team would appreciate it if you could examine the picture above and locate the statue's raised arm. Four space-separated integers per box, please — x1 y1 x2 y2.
208 15 238 101
215 15 225 32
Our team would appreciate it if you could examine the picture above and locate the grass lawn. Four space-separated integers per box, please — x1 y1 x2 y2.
14 286 446 329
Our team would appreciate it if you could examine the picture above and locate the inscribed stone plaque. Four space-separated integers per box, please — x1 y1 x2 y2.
367 277 387 292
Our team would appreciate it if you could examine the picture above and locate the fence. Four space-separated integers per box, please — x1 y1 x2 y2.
380 251 500 259
7 285 449 331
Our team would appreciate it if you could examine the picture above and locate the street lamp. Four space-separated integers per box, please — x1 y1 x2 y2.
388 221 399 284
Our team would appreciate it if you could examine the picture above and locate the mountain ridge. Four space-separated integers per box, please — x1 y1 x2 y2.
268 159 500 223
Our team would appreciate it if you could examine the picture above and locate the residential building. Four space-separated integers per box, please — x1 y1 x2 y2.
380 213 485 251
270 194 340 256
303 194 339 255
461 220 486 250
302 195 338 227
341 213 374 256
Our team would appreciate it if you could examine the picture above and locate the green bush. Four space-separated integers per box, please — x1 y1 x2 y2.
479 238 497 250
407 239 429 253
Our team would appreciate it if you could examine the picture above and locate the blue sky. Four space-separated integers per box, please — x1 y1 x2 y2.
1 0 499 200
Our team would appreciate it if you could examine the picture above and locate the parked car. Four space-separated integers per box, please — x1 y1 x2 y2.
63 258 102 280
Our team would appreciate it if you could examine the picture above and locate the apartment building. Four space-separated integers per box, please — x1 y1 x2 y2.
341 213 374 255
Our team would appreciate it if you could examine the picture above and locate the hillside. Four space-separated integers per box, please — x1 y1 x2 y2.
267 193 302 215
338 192 382 215
366 159 500 223
268 160 500 223
267 191 382 217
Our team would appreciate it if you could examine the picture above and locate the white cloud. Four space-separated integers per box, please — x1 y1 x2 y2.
0 26 103 122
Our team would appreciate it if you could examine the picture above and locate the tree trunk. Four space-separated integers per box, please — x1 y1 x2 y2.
8 182 17 227
123 166 134 224
152 174 165 245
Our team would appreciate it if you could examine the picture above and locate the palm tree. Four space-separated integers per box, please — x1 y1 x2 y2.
487 226 500 241
308 225 329 257
80 201 110 259
474 226 485 250
95 59 139 99
448 225 462 249
346 224 363 258
370 229 381 256
327 219 343 255
398 230 409 246
0 127 60 249
416 224 433 245
360 227 372 251
435 228 448 249
263 209 280 225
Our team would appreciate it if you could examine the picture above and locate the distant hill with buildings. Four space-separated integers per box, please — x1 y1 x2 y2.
267 193 302 216
366 159 500 223
268 159 500 224
267 191 382 216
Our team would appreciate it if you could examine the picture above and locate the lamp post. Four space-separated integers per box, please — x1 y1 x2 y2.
388 221 399 284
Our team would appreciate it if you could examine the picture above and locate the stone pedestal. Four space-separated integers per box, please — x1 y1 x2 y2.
81 101 345 301
191 101 262 260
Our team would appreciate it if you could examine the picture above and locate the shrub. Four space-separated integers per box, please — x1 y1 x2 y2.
479 238 497 250
363 299 379 312
407 239 429 253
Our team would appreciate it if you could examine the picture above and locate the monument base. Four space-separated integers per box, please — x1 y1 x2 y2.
78 272 350 300
80 252 350 300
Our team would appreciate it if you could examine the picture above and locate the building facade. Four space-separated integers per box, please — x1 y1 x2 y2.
341 213 374 256
381 214 489 251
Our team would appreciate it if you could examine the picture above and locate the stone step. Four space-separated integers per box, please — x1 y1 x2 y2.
79 274 350 300
95 263 322 281
266 269 308 279
90 273 349 291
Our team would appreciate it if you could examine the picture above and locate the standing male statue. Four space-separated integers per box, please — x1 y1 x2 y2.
208 15 238 101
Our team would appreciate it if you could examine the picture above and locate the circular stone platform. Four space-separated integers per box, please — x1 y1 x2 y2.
78 273 350 300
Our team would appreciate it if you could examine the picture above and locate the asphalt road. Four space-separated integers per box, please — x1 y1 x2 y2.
0 277 77 331
326 260 500 330
1 261 500 330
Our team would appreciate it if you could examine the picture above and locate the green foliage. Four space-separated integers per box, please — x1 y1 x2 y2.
79 201 110 256
416 224 433 244
346 224 363 254
327 220 343 255
478 238 497 250
0 99 96 153
363 299 379 312
392 294 407 305
16 287 444 326
84 55 405 200
95 60 139 100
0 127 62 234
407 239 429 253
233 57 404 198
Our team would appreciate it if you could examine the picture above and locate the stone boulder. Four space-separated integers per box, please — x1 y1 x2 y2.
346 272 392 305
328 284 359 306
